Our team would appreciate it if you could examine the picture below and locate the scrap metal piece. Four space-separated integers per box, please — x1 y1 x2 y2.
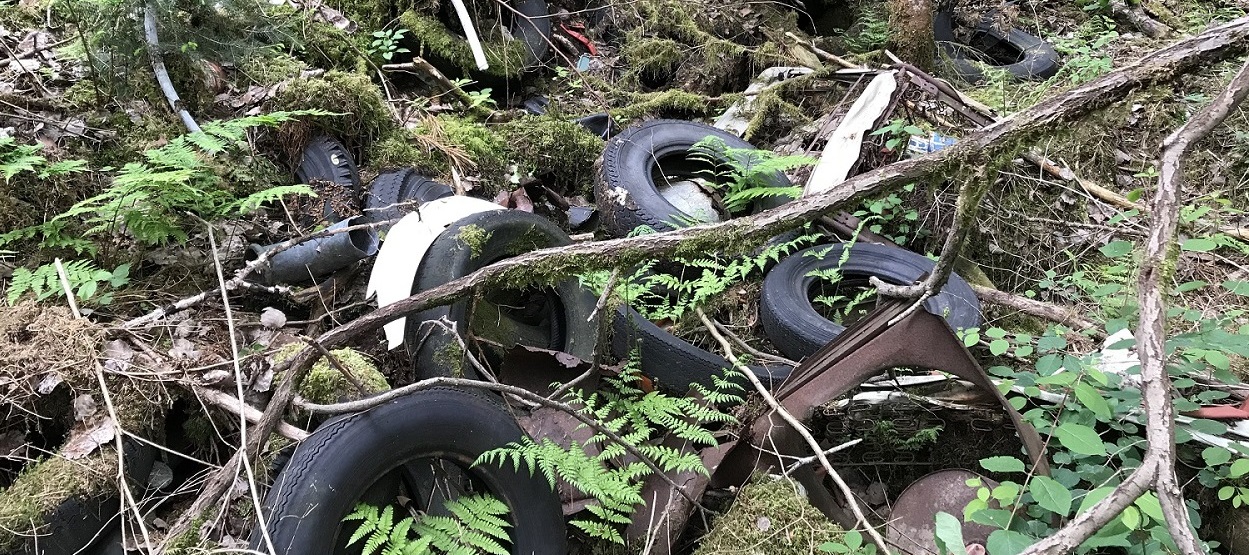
888 469 999 555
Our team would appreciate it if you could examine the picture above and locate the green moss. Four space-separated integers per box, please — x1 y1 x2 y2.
694 476 845 555
297 22 371 73
398 11 529 79
499 115 604 196
296 348 390 405
622 37 685 86
0 450 118 551
272 70 395 149
612 90 734 122
238 50 309 87
743 91 811 142
456 224 491 259
369 129 446 172
433 340 466 378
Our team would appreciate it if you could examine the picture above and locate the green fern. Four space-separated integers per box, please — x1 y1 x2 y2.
6 260 130 306
477 362 742 544
0 111 326 252
344 494 511 555
686 136 811 214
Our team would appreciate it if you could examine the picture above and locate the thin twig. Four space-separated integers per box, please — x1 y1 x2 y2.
206 225 276 555
191 385 309 442
784 438 863 474
144 3 200 132
696 309 891 554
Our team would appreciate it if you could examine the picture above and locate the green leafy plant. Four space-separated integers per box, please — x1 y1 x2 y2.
818 530 877 554
686 137 808 215
582 230 818 321
870 119 923 151
465 88 497 110
0 137 87 181
344 494 511 555
6 260 130 306
369 28 412 62
0 111 321 253
478 364 743 544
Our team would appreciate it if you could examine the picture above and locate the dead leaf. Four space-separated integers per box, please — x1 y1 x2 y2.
73 394 97 422
103 339 135 373
201 369 231 385
169 338 202 361
62 418 115 459
260 307 287 329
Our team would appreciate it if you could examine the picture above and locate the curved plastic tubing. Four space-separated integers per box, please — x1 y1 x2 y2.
366 196 504 349
250 216 378 285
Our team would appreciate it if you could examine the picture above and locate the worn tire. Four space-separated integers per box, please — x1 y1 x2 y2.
361 168 454 231
407 210 596 379
612 307 789 391
760 243 982 360
594 120 795 238
932 11 1060 82
296 136 362 223
17 439 155 555
251 387 566 555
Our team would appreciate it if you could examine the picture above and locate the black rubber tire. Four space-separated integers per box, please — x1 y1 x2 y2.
296 136 363 223
17 439 155 555
594 120 795 238
611 307 789 392
361 168 455 231
251 387 566 555
932 10 1060 82
407 210 596 380
760 242 983 360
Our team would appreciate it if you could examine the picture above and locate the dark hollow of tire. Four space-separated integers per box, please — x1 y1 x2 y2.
760 242 983 361
250 387 566 555
406 210 597 380
932 10 1060 82
594 119 795 238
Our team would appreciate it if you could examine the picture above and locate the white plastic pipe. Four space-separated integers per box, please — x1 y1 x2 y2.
448 0 490 71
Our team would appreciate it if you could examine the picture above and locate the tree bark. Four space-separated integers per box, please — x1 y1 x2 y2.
888 0 937 72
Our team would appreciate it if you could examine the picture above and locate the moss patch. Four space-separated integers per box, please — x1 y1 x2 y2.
456 224 491 259
695 476 844 554
499 115 604 196
0 449 119 551
294 347 390 405
398 10 529 79
271 70 395 151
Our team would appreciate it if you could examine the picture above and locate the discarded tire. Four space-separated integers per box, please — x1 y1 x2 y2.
295 136 362 223
594 120 795 237
932 11 1060 82
612 307 790 391
407 210 596 379
760 242 982 360
14 439 155 555
361 168 455 231
251 387 566 555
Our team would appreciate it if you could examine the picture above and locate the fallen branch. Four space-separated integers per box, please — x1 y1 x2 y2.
1021 54 1249 555
970 284 1105 338
1110 0 1172 38
697 309 891 554
191 386 309 441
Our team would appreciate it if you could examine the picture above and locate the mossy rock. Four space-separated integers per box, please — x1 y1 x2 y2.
271 70 396 151
695 476 845 555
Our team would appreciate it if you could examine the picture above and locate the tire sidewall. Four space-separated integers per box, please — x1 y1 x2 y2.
259 388 564 554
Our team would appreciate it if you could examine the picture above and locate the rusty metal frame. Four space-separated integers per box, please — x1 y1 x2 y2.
632 297 1049 551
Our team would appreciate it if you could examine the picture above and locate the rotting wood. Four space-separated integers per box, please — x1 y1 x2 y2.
969 284 1106 338
160 16 1249 542
1110 0 1172 38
